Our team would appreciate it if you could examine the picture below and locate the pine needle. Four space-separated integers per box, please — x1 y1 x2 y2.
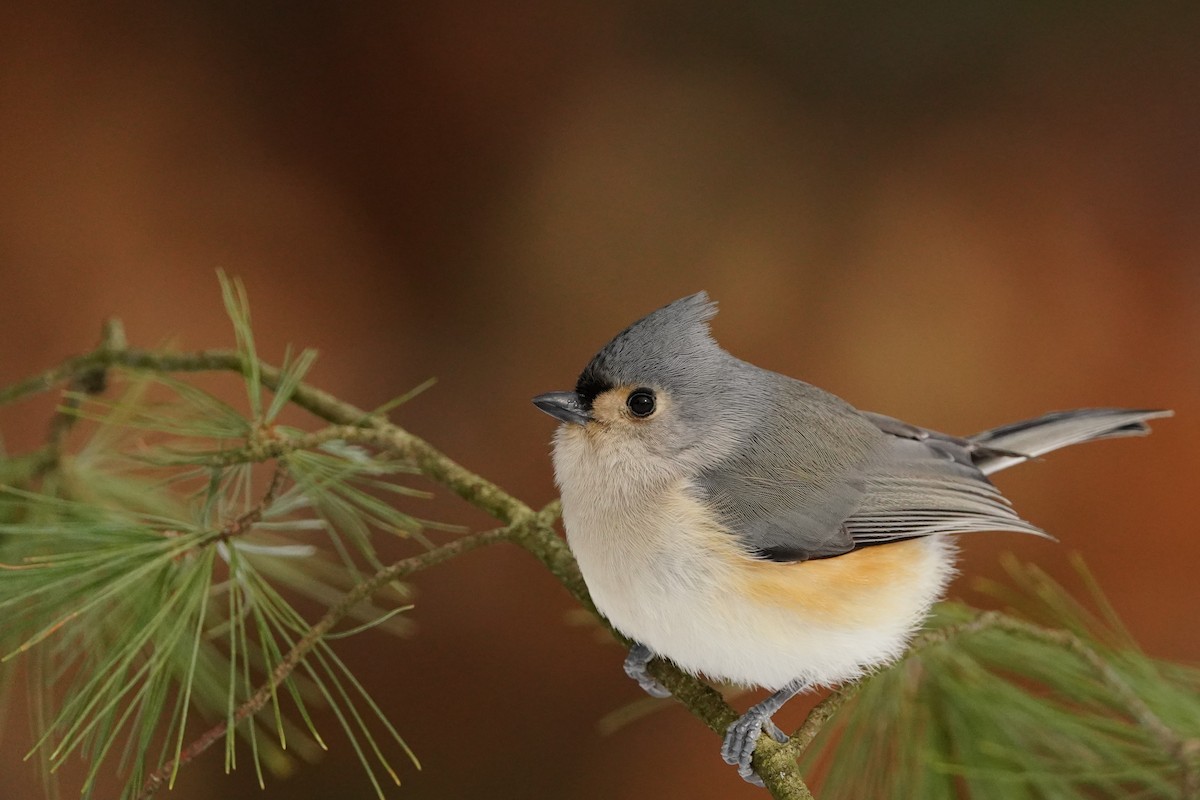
217 270 262 421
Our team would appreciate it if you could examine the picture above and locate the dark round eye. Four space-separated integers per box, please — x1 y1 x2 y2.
626 388 656 418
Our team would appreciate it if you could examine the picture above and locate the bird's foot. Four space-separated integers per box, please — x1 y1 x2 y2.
623 643 671 698
721 707 789 784
720 679 807 785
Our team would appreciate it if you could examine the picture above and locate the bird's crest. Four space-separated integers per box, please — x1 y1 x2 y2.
575 292 721 405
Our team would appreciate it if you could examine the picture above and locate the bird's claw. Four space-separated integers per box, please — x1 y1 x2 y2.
623 643 672 699
721 710 789 784
629 668 671 698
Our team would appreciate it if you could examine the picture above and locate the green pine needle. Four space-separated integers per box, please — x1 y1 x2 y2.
217 270 263 421
265 345 320 424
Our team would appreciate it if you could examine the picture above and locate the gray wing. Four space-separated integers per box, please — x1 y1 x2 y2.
697 385 1045 563
840 435 1045 549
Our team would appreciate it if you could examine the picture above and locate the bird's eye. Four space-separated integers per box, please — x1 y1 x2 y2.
626 388 656 418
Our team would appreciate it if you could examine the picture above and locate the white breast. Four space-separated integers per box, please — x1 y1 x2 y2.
552 426 957 691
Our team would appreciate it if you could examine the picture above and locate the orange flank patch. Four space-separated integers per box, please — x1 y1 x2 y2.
736 539 929 625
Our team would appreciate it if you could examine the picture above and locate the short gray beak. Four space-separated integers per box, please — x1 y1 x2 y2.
532 391 593 425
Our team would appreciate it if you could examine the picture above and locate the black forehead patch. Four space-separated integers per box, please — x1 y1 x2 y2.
574 365 613 408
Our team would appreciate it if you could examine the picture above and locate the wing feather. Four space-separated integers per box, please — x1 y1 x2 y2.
699 386 1048 562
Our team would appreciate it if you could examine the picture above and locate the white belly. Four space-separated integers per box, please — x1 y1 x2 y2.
560 475 957 691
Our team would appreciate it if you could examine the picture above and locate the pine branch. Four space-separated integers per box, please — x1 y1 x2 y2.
933 612 1200 798
800 604 1200 800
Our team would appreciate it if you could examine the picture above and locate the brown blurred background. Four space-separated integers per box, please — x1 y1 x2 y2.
1 3 1198 799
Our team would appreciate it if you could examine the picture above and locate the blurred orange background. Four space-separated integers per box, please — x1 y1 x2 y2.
1 4 1198 799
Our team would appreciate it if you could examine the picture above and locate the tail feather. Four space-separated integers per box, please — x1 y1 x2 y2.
970 408 1173 475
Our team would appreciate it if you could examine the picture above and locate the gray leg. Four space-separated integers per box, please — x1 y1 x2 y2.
721 679 806 784
623 643 671 698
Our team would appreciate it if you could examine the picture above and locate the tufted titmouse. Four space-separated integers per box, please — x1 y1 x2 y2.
532 292 1169 784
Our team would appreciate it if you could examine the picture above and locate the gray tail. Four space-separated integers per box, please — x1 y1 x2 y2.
970 408 1173 476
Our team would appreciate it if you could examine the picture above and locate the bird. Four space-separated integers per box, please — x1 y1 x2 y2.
531 292 1170 785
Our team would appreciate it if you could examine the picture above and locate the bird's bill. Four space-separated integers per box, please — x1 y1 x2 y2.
532 391 593 425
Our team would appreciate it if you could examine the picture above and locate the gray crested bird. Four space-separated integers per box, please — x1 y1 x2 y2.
532 292 1170 785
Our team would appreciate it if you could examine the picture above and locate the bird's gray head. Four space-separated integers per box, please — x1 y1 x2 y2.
533 292 755 474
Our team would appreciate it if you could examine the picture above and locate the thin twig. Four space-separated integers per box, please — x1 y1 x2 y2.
786 685 860 760
17 321 124 480
217 463 289 542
